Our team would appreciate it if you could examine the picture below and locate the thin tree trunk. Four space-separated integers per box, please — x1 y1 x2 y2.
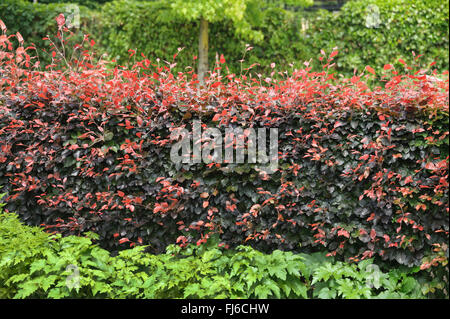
198 18 209 85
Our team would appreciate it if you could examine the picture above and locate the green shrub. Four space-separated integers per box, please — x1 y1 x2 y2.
92 0 449 76
2 0 448 76
1 210 445 298
301 0 449 76
26 0 110 9
0 0 94 66
93 0 307 75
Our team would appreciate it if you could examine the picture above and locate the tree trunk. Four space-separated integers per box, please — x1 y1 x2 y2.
198 18 209 85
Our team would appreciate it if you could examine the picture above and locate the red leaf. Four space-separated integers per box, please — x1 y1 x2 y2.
16 32 23 44
404 176 413 184
334 121 344 129
338 229 350 238
330 50 338 58
56 14 65 27
119 238 129 244
212 114 221 122
365 66 375 75
415 203 426 211
425 162 437 171
359 154 369 161
0 19 6 32
176 235 187 244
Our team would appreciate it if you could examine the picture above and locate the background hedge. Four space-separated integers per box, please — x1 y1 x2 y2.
1 0 448 76
27 0 109 9
301 0 450 77
94 0 450 76
0 0 93 66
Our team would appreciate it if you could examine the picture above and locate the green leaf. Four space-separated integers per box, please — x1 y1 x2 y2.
401 277 418 294
183 283 201 298
254 285 271 299
316 287 336 299
104 131 114 141
29 259 47 275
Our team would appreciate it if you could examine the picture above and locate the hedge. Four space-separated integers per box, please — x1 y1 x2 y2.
94 0 449 76
302 0 450 77
1 209 445 299
0 19 448 274
26 0 109 9
93 0 305 76
0 0 94 66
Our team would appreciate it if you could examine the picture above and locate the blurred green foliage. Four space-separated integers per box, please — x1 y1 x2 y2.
27 0 110 9
301 0 450 76
166 0 312 42
1 0 448 75
0 0 94 66
94 0 312 75
94 0 450 75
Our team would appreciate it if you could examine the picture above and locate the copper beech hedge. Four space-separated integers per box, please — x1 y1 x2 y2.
0 19 448 270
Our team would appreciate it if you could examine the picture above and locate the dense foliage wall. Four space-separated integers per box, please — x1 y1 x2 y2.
94 0 304 75
302 0 450 76
94 0 450 75
2 0 448 76
1 0 448 300
27 0 109 9
0 0 93 66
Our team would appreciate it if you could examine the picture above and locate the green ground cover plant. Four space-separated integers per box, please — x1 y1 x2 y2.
1 208 445 299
